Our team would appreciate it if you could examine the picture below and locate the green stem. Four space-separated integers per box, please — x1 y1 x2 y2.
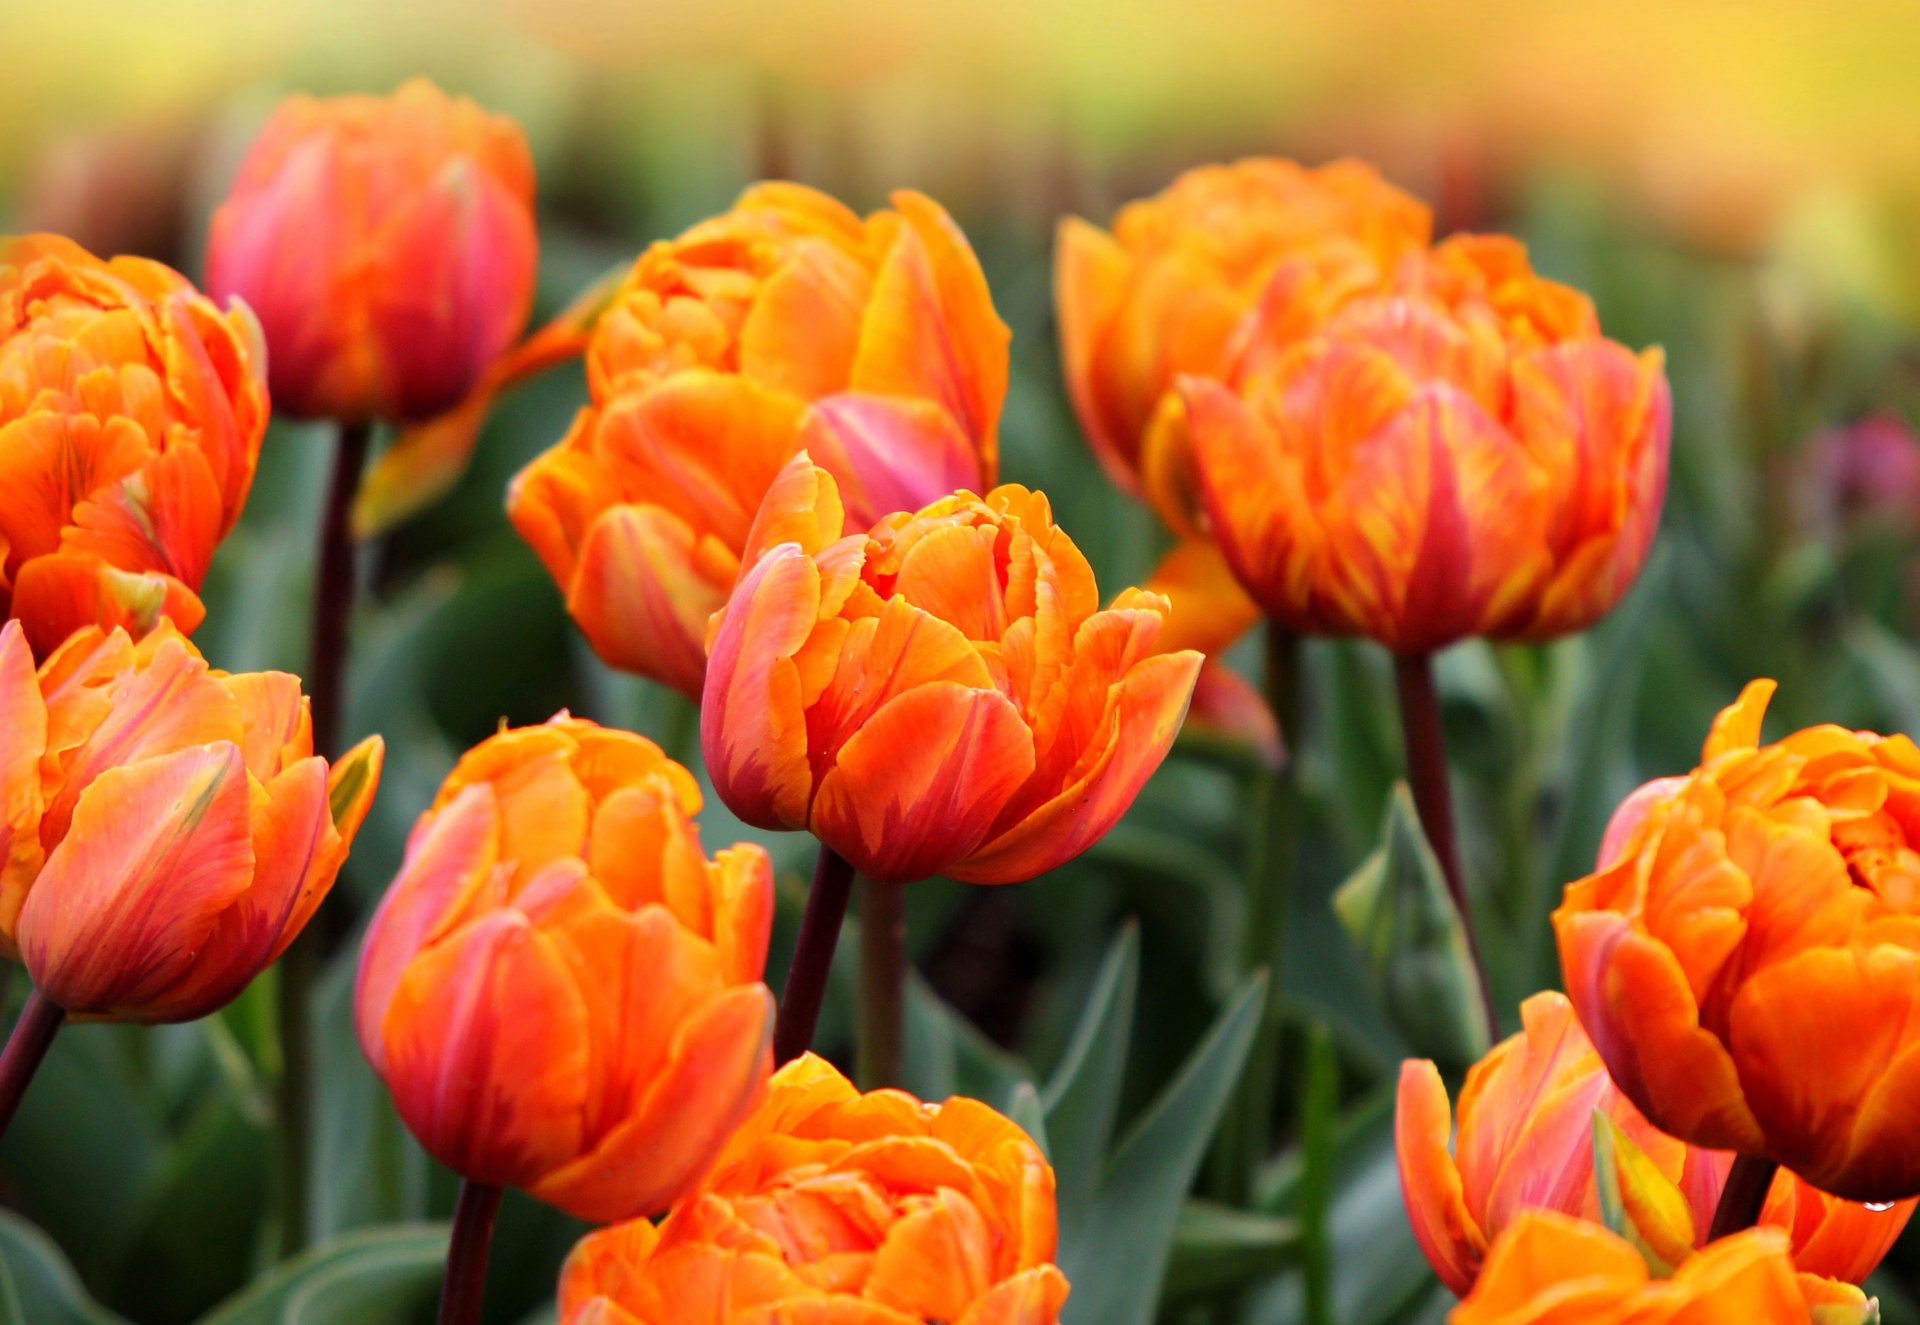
857 878 907 1089
1299 1023 1338 1325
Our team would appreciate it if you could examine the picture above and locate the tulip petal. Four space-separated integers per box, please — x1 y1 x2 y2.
571 504 723 698
1053 215 1141 490
865 1187 995 1320
954 1266 1071 1325
0 621 49 945
9 554 204 658
740 454 849 573
20 742 254 1015
800 393 985 530
1394 1059 1484 1296
1140 540 1261 659
737 238 872 400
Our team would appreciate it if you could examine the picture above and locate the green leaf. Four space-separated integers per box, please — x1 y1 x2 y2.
1332 784 1491 1069
1041 924 1139 1230
1059 971 1266 1325
1298 1025 1339 1325
1161 1201 1299 1302
0 1211 128 1325
195 1224 447 1325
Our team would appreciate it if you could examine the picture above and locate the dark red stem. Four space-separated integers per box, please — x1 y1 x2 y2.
311 419 371 762
774 845 857 1066
437 1180 503 1325
0 990 64 1142
1707 1155 1779 1242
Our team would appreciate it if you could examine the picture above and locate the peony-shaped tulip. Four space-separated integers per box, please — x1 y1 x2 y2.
1451 1212 1875 1325
556 1053 1068 1325
508 182 1008 697
205 78 537 422
1397 990 1909 1295
1556 679 1920 1202
1 235 267 655
1181 234 1672 654
0 617 382 1021
1056 156 1430 536
701 456 1202 884
355 715 775 1222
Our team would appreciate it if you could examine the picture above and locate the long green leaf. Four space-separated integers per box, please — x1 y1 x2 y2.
1041 924 1139 1229
0 1211 128 1325
195 1224 447 1325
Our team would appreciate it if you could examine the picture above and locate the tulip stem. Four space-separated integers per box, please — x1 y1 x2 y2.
857 878 907 1089
774 845 858 1065
437 1180 502 1325
1707 1155 1779 1242
0 990 64 1143
1391 650 1500 1044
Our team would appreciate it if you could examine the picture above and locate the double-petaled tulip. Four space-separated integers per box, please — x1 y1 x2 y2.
508 182 1008 697
1182 234 1672 654
0 617 381 1021
557 1053 1068 1325
1556 679 1920 1202
1451 1212 1875 1325
205 78 537 423
1397 990 1909 1295
355 715 775 1221
1 235 267 656
702 457 1202 884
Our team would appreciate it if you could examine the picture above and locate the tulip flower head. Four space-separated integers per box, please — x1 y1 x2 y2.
206 78 537 422
509 183 1009 696
1 235 267 655
1451 1211 1875 1325
1557 679 1920 1203
1397 991 1909 1295
557 1053 1068 1325
0 618 381 1021
355 715 776 1222
702 456 1203 884
1182 234 1672 654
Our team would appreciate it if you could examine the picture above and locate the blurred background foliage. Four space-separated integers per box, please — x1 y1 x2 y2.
4 1 1920 1321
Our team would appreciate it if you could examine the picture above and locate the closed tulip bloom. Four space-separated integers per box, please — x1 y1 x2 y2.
0 618 381 1021
355 715 776 1222
557 1053 1068 1325
509 183 1007 696
702 457 1203 884
1056 157 1431 536
206 78 537 422
1451 1212 1875 1325
1182 235 1671 653
1556 679 1920 1202
1 235 267 655
1397 991 1908 1295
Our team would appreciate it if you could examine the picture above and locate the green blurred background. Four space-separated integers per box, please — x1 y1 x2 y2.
4 1 1920 1321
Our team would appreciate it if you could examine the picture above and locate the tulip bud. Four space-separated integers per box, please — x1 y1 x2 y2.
557 1053 1069 1325
701 457 1202 884
1 235 267 656
206 78 537 422
0 618 381 1021
354 715 775 1222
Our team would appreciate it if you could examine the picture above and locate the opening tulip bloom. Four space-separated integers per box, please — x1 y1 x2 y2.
701 457 1203 884
0 618 381 1021
1555 679 1920 1202
354 715 776 1222
557 1053 1068 1325
1397 990 1909 1295
508 182 1009 696
1 235 267 655
1181 234 1672 654
1450 1211 1875 1325
205 78 537 422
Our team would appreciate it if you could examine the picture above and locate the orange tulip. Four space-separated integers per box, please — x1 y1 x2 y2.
701 456 1202 884
1056 157 1431 537
0 234 267 656
1451 1211 1874 1325
556 1053 1068 1325
508 182 1008 696
354 715 775 1222
1556 679 1920 1202
1398 990 1909 1295
1181 234 1671 654
0 617 381 1021
205 78 537 422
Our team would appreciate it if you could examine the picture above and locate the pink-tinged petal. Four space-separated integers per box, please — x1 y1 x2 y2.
570 504 725 699
1180 661 1284 771
1596 776 1688 869
1394 1059 1483 1296
800 393 985 530
379 910 591 1185
702 546 823 833
811 681 1035 883
355 783 501 1071
531 983 775 1222
0 620 49 948
953 649 1200 885
1181 377 1299 624
1054 215 1140 491
954 1265 1070 1325
19 742 254 1016
740 453 848 574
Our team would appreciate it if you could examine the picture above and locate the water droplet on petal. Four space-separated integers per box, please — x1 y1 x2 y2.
1865 1201 1896 1212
